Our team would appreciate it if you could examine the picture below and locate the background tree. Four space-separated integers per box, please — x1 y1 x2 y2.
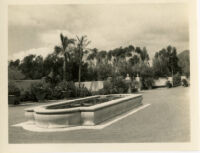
178 50 190 77
54 33 75 81
87 48 98 67
152 45 181 79
167 46 180 82
75 35 91 87
43 53 64 83
9 59 20 68
153 50 170 77
8 59 25 80
19 54 44 79
8 41 188 86
8 67 25 80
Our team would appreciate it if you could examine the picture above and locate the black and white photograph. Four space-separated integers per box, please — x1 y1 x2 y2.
0 0 199 152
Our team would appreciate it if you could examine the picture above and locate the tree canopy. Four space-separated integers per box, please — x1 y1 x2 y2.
153 46 181 78
178 50 190 77
8 33 189 83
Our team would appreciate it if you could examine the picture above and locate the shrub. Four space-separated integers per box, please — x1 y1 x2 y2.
102 80 114 94
141 77 154 89
24 81 92 101
66 81 78 97
101 77 129 94
51 85 65 99
42 83 54 100
131 80 140 92
20 90 36 102
166 80 172 88
52 81 77 99
8 81 20 96
52 81 92 99
113 77 129 93
76 84 92 97
173 73 181 86
182 79 189 87
30 82 52 101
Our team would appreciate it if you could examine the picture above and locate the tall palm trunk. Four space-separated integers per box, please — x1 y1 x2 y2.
171 65 174 86
78 63 81 88
63 55 67 81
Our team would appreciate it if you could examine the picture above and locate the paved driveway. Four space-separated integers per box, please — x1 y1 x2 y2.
9 87 190 143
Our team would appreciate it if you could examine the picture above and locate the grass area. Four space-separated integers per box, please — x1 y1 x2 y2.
9 86 190 143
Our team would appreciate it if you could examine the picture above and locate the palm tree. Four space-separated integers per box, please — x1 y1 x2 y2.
87 48 98 67
54 33 75 81
76 35 91 87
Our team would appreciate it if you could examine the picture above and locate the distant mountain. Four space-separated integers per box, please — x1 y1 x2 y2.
178 50 190 76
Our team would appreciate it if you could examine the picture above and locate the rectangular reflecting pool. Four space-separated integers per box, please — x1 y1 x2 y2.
25 94 143 129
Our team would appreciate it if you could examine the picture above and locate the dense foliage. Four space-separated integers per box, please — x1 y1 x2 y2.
152 46 181 78
165 81 172 88
182 79 189 87
178 50 190 77
8 33 190 102
19 81 92 102
8 81 21 96
172 73 181 86
99 77 129 94
8 43 152 81
8 67 25 80
9 44 189 83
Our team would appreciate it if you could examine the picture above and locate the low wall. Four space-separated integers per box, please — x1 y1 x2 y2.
11 80 41 92
75 81 104 92
153 78 168 87
25 94 143 128
12 80 103 92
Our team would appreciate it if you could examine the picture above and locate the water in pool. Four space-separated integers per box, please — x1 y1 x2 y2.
47 95 123 109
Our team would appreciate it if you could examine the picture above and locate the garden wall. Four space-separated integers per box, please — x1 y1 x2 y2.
75 81 104 92
12 80 41 92
12 80 104 92
153 77 168 87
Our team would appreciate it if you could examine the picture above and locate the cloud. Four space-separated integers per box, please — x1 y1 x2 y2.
40 29 75 46
8 4 189 60
8 6 43 27
9 47 52 61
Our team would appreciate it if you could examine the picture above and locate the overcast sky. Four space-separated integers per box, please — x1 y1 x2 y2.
8 3 189 60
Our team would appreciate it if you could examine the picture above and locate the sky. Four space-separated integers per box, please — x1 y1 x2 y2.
8 3 189 61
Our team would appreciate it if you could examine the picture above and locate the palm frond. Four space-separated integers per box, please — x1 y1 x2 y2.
60 33 65 47
76 35 81 42
54 46 63 55
67 38 76 45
